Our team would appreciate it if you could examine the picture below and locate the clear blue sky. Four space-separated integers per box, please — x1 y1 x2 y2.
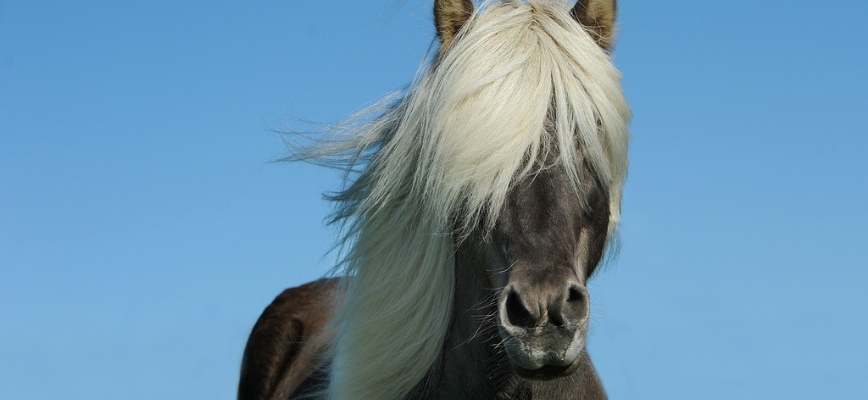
2 1 866 399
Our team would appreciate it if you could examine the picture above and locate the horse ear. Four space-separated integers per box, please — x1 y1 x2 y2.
434 0 474 49
571 0 618 50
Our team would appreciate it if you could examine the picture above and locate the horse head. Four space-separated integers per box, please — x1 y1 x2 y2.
437 0 622 382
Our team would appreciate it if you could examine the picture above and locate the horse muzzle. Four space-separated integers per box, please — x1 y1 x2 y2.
497 282 590 380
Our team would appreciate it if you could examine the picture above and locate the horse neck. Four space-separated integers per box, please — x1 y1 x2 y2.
408 239 608 400
405 237 504 399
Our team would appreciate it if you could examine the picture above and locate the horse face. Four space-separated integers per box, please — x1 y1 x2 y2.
482 164 610 380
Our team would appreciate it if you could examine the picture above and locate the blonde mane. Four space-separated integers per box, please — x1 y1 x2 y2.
299 1 630 399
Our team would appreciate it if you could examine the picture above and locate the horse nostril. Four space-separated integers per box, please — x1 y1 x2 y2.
567 285 585 304
559 284 588 328
505 289 536 329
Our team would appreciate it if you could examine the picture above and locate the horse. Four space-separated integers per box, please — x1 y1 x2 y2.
239 0 630 398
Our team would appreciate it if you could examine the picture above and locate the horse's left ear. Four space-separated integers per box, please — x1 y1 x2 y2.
435 0 474 50
571 0 618 50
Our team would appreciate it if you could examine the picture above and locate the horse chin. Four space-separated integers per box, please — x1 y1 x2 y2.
509 358 583 381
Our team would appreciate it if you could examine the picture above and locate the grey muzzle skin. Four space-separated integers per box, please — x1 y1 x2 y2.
498 277 591 379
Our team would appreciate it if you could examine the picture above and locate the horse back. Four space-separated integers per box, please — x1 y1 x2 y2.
238 278 338 400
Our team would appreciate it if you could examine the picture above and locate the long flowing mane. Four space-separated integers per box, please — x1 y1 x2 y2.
297 1 630 399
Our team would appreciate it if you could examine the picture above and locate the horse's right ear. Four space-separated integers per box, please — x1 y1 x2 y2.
571 0 618 50
435 0 474 50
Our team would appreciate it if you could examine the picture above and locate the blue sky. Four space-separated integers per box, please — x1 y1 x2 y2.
1 1 866 399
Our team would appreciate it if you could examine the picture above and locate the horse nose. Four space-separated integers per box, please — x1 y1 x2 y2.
501 280 589 332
